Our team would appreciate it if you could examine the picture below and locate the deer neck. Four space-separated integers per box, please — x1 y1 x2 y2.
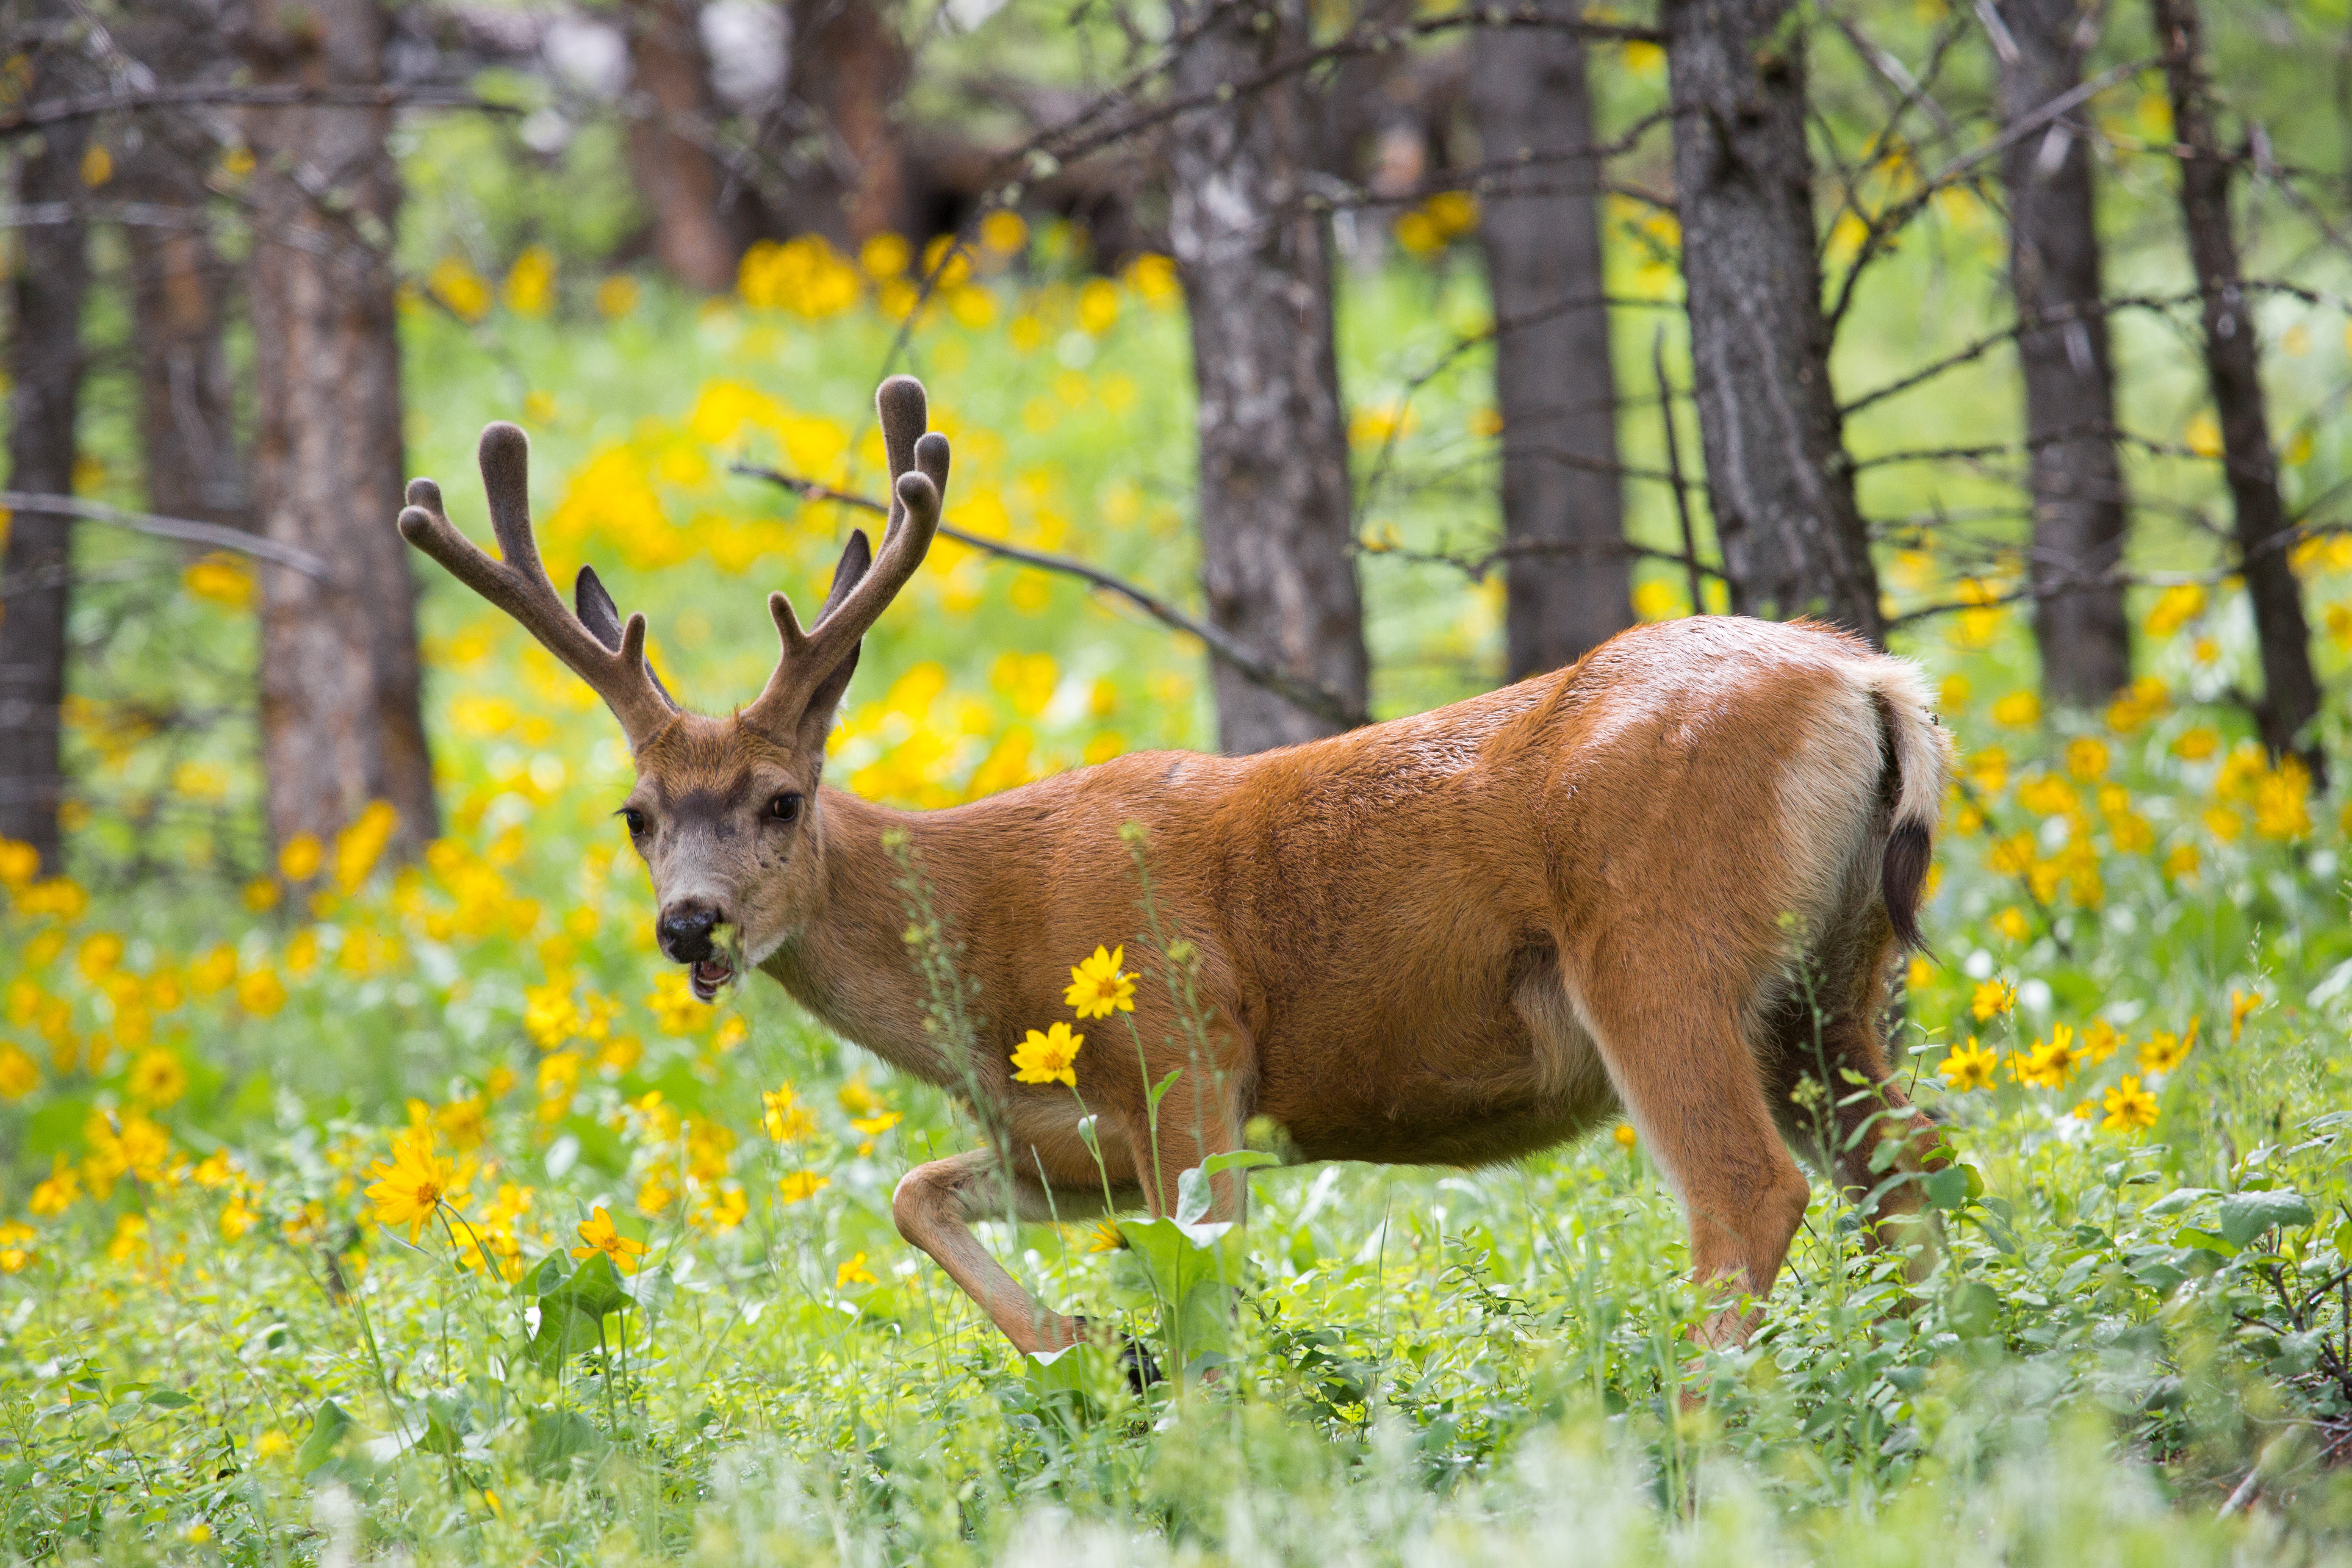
755 786 967 1086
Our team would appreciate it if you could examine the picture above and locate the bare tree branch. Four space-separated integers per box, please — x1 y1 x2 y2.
729 463 1373 730
0 491 333 576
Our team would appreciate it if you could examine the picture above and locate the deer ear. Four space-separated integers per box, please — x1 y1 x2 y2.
817 530 873 623
575 566 679 708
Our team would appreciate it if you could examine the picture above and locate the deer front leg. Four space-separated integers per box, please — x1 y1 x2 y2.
892 1147 1089 1354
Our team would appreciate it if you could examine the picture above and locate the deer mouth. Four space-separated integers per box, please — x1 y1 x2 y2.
689 958 734 1000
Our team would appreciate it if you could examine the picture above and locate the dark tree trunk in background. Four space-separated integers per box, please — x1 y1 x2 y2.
1471 2 1629 677
121 1 246 529
244 0 438 856
125 214 244 527
1166 0 1369 755
781 0 908 246
625 0 737 290
0 12 94 870
1991 0 2130 705
1664 0 1882 642
2154 0 2326 784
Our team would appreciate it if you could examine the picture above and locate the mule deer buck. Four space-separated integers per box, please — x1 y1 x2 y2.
398 375 1954 1357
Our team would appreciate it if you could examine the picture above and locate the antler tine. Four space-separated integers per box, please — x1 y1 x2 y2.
396 422 678 749
741 384 948 732
874 374 927 542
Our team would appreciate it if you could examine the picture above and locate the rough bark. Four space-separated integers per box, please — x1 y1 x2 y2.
0 13 94 869
625 0 737 290
1664 0 1882 641
117 0 245 529
244 0 438 856
1471 1 1629 677
2153 0 2326 782
1992 0 2130 705
1165 0 1370 754
780 0 909 246
125 213 244 527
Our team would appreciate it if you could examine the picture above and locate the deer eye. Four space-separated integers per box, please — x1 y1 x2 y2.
620 807 647 837
769 792 803 824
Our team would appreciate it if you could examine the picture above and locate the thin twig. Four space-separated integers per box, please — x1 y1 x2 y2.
0 492 333 577
1654 327 1708 614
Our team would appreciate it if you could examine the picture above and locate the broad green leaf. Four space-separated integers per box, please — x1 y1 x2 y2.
544 1249 630 1319
294 1399 359 1476
2219 1188 2313 1247
2144 1187 2214 1218
524 1408 604 1479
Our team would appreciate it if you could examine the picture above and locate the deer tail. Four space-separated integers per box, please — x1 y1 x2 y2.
1862 657 1954 952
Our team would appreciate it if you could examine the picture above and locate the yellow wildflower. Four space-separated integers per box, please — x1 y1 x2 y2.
106 1213 149 1263
1990 906 2031 944
835 1251 877 1288
0 1220 34 1272
762 1085 817 1143
778 1171 830 1204
255 1429 292 1460
2139 1018 2199 1075
1613 1123 1638 1150
692 1185 748 1234
0 1042 37 1099
237 967 285 1017
126 1048 187 1107
1085 1218 1125 1253
30 1155 80 1215
220 1196 259 1241
1063 944 1137 1019
645 971 706 1035
2081 1018 2123 1063
2014 1023 2082 1089
364 1126 457 1242
1938 1037 2000 1092
2101 1077 2159 1133
2065 737 2110 779
572 1205 648 1274
2230 989 2262 1043
1970 978 2017 1021
1011 1021 1083 1087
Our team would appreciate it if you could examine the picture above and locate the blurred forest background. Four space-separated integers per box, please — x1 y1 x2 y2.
3 0 2345 869
4 0 2352 1560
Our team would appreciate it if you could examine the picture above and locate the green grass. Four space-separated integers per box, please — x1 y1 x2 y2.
5 204 2352 1563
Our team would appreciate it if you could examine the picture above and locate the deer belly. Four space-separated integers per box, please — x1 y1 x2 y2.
1268 1001 1619 1168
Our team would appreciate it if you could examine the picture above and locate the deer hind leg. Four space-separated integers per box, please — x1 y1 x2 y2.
1563 957 1812 1350
1760 916 1948 1276
892 1146 1139 1355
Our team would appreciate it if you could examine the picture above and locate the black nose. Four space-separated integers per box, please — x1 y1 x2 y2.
658 903 720 963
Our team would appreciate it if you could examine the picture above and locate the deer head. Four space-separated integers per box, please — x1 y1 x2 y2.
398 376 950 999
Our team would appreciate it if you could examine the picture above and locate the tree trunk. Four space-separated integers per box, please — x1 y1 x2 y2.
1991 0 2130 706
624 0 737 291
121 0 247 528
1471 2 1629 677
244 0 438 859
1664 0 1881 642
780 0 909 246
1165 0 1370 754
2153 0 2326 783
0 16 94 871
125 216 244 527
